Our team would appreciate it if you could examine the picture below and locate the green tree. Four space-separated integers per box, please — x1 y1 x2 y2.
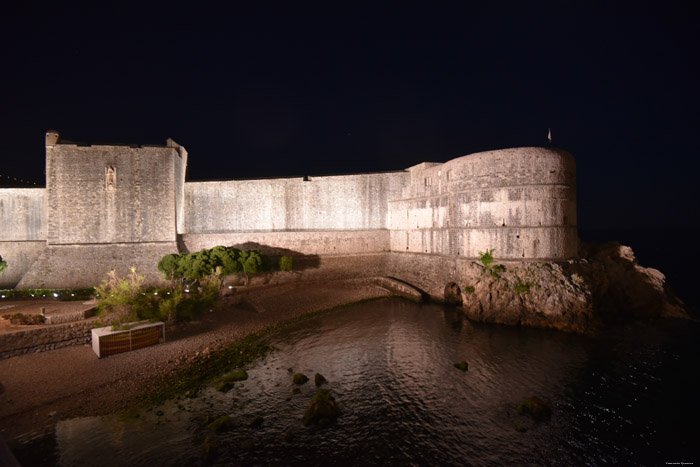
0 254 6 276
158 253 181 281
238 250 263 285
177 253 197 280
191 249 214 279
210 246 241 275
279 255 293 271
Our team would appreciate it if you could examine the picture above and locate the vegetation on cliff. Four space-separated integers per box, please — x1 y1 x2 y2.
458 243 689 335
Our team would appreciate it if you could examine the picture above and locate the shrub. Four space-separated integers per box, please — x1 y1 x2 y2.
476 249 505 278
95 268 151 326
488 264 506 278
0 254 6 276
478 249 495 268
279 255 293 271
463 285 475 294
96 269 219 327
158 279 219 322
158 247 268 284
512 277 532 295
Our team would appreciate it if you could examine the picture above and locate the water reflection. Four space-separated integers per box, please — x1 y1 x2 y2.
44 298 699 466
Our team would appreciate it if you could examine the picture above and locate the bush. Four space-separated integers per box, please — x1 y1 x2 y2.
158 280 219 322
477 249 506 278
489 264 506 278
478 249 495 268
512 277 532 295
157 247 267 284
0 254 7 276
95 269 219 328
279 255 293 272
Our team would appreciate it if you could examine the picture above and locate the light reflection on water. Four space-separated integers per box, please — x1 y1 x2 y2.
43 298 699 466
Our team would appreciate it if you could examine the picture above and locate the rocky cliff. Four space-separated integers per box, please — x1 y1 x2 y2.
458 242 689 334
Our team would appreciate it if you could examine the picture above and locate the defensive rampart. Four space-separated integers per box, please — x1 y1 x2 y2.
0 188 47 288
0 133 578 288
388 148 577 259
183 172 408 233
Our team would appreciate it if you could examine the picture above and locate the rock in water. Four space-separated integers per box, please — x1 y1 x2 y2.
293 373 309 385
302 389 341 426
248 415 264 428
221 370 248 382
314 373 327 386
516 397 551 421
208 415 232 432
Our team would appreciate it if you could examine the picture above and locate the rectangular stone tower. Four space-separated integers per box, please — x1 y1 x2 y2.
18 132 187 288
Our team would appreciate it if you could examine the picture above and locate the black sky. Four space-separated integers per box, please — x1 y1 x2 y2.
2 2 699 233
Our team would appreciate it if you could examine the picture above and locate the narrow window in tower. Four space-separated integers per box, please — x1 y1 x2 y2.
106 165 117 192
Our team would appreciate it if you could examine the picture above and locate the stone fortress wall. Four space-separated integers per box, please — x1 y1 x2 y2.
0 188 47 286
389 147 577 259
0 132 578 288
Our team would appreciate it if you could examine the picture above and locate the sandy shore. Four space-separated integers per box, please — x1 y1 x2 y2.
0 279 392 446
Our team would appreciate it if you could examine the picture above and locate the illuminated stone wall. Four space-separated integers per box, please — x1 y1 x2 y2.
388 148 578 259
182 172 408 233
0 188 46 241
180 230 390 256
0 134 578 288
15 139 187 288
0 188 47 287
45 142 185 245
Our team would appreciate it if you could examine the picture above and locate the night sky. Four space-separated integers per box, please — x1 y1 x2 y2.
2 4 698 242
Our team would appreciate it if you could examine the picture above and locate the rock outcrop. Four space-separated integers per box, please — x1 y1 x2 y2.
459 242 689 335
302 389 341 426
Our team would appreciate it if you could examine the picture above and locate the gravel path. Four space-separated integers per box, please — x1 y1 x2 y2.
0 279 391 445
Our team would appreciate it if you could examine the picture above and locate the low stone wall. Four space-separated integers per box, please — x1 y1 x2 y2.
0 319 96 359
44 308 95 325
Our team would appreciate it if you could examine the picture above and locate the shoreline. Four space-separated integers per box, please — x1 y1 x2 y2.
0 278 394 446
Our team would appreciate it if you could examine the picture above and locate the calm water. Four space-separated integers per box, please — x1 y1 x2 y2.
17 298 700 466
